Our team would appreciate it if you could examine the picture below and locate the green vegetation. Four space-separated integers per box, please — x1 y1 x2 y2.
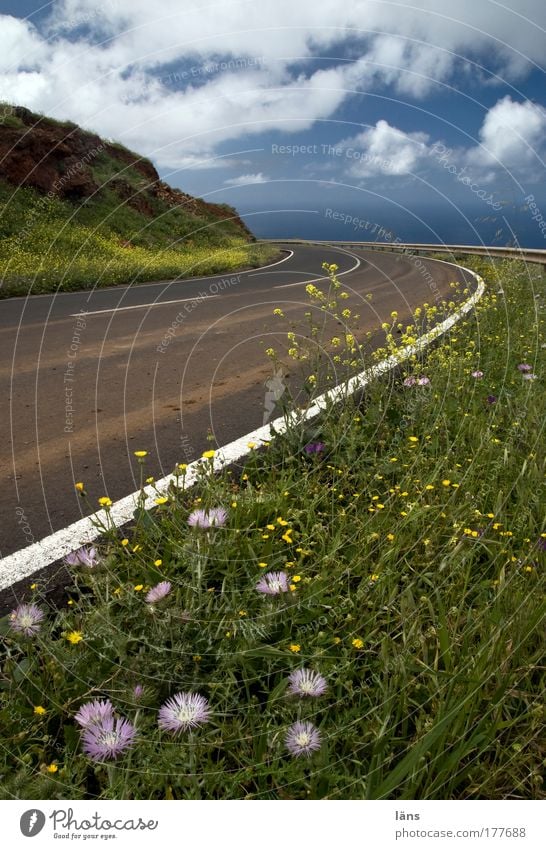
0 105 276 297
1 258 544 800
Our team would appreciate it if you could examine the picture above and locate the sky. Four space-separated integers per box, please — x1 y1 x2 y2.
1 0 545 245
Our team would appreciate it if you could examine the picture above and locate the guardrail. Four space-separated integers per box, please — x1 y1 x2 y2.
265 239 546 267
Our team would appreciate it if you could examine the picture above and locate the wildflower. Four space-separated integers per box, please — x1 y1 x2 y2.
408 436 418 442
158 692 210 733
202 449 216 459
471 370 484 378
370 573 380 582
281 530 293 544
134 585 144 591
486 395 497 405
134 450 148 458
98 496 112 508
352 638 364 649
34 705 47 716
522 373 537 381
155 497 168 505
10 603 45 637
178 463 187 471
285 721 322 758
417 376 431 385
289 644 301 653
304 441 325 454
288 668 327 697
188 507 228 528
64 545 100 569
75 699 114 728
121 538 129 546
82 715 136 761
46 764 58 773
66 631 83 644
403 376 417 387
75 482 84 492
145 581 172 604
442 479 451 487
517 363 532 372
132 685 145 700
256 571 289 595
154 559 162 566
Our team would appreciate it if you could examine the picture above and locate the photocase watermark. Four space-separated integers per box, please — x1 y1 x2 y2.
19 807 158 838
324 208 396 239
428 142 503 211
523 194 546 240
156 274 241 353
263 367 287 425
15 506 35 547
160 56 264 87
64 312 87 433
271 142 399 173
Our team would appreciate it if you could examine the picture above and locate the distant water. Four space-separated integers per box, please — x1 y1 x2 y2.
241 207 544 249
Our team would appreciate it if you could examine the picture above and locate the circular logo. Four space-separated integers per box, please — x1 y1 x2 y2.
20 810 46 837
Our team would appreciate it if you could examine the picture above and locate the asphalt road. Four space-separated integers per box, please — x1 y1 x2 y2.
0 243 475 560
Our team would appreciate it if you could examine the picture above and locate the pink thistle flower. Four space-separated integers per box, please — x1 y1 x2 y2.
256 571 289 595
288 668 328 697
517 363 532 372
187 507 228 529
64 545 100 569
471 370 484 379
74 699 114 728
82 715 136 761
417 376 430 386
403 376 417 387
145 581 172 603
158 692 211 733
285 721 322 757
522 372 537 381
10 603 45 637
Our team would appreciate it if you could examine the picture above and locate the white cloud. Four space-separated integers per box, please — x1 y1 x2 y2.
342 120 430 178
0 1 545 171
468 96 546 169
224 172 267 186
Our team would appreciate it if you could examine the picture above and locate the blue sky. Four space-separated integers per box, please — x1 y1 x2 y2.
1 0 545 245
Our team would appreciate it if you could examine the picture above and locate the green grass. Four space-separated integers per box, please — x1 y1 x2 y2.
0 258 544 800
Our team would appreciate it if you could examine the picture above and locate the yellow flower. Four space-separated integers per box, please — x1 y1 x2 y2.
202 449 216 459
30 583 37 590
277 517 288 526
238 610 247 617
370 574 379 582
425 484 434 491
46 763 58 774
282 531 293 544
408 436 419 443
292 575 301 582
146 477 155 484
98 496 112 508
154 559 162 566
289 584 297 591
289 644 301 653
266 524 276 531
352 638 364 649
66 631 83 644
442 479 451 486
134 584 144 591
386 533 395 541
34 705 47 716
75 482 84 492
231 501 238 508
333 636 341 644
134 450 148 458
258 562 267 568
121 538 129 546
155 497 168 505
178 463 187 471
193 655 201 662
247 442 257 449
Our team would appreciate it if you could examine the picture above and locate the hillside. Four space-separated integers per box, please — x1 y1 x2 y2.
0 105 274 297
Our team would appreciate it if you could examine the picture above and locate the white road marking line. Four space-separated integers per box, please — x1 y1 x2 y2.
71 295 219 317
0 258 484 591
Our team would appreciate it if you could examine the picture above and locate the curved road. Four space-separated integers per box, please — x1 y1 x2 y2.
1 243 476 565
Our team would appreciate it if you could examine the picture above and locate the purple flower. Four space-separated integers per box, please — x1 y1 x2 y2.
133 685 145 700
64 545 100 569
187 507 228 529
74 699 114 728
304 442 325 454
9 603 45 637
82 715 136 761
471 370 484 379
522 373 537 381
517 363 532 372
403 376 417 387
288 668 328 698
145 581 172 603
417 376 430 386
158 692 211 733
486 395 497 405
285 721 322 757
536 536 546 553
256 571 289 595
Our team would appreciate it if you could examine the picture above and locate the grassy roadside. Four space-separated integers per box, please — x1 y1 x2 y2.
1 258 544 800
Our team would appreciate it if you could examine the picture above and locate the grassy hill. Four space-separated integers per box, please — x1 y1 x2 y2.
0 105 275 297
